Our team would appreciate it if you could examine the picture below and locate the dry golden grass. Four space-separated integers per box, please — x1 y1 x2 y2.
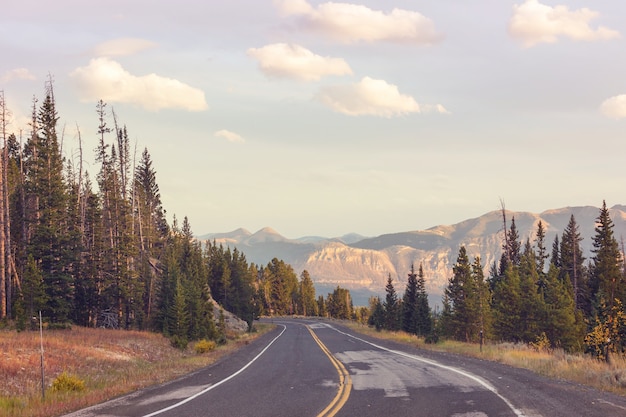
344 323 626 397
0 324 272 417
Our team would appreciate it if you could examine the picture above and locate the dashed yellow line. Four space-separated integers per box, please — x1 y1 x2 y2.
307 326 352 417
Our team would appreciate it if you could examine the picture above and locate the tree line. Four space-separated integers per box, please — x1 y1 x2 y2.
2 84 624 358
0 83 362 346
367 202 626 358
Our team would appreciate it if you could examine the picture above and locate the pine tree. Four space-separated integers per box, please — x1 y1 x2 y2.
560 214 586 312
589 201 623 311
383 274 400 330
444 246 483 342
23 86 77 324
518 241 543 343
534 220 549 274
401 264 419 334
299 270 317 316
550 235 560 268
415 263 432 337
20 254 46 323
327 286 352 319
368 296 384 331
471 256 491 339
134 147 167 325
491 266 522 342
541 264 582 351
317 295 327 317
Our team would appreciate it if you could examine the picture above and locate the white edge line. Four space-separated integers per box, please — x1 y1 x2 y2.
142 324 287 417
329 325 526 417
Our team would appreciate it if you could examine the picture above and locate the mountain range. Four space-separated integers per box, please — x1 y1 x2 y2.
198 205 626 306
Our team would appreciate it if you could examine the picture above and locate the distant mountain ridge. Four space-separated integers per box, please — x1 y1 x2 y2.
198 205 626 305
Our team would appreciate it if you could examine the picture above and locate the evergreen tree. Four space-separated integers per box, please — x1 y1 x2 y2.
383 273 400 331
560 214 586 311
534 220 549 274
507 217 522 267
20 254 46 323
134 147 168 325
316 295 327 318
368 296 384 331
299 270 317 316
24 88 77 324
589 201 623 310
471 256 491 339
327 286 353 319
401 264 419 334
491 266 522 342
498 217 521 277
518 242 543 343
415 263 432 337
443 246 483 342
541 263 583 351
550 235 560 268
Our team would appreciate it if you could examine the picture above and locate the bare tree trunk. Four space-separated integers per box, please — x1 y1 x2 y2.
0 91 7 319
3 145 11 319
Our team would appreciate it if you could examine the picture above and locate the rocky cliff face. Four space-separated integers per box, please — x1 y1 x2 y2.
199 205 626 305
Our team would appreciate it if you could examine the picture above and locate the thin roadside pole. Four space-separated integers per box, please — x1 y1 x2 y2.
39 311 45 399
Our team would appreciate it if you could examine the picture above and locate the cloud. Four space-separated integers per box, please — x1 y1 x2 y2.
92 38 158 57
508 0 620 48
601 95 626 119
273 0 442 45
215 129 245 143
1 68 36 83
316 76 447 117
247 43 352 81
69 57 208 112
274 0 313 16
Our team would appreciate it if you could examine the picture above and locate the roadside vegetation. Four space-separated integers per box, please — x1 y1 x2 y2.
344 321 626 397
0 324 271 417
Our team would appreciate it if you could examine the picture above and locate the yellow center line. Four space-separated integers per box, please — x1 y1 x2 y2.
307 326 352 417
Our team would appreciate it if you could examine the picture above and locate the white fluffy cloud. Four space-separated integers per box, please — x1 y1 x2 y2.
601 95 626 119
273 0 441 44
509 0 620 48
316 76 447 117
215 129 245 143
247 43 352 81
1 68 36 82
70 57 208 112
92 38 157 57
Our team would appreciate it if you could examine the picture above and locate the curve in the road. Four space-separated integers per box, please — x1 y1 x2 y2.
307 326 352 417
329 325 526 417
141 324 287 417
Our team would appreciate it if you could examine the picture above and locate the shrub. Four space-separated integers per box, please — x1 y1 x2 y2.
48 322 73 330
530 332 552 352
424 331 439 344
51 372 85 392
170 335 188 350
194 339 216 354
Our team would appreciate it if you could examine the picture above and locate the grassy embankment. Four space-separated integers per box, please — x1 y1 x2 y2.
345 322 626 397
0 324 272 417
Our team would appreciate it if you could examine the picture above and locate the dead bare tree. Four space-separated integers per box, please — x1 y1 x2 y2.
0 91 7 318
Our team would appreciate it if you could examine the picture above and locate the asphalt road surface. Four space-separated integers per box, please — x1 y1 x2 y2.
65 318 626 417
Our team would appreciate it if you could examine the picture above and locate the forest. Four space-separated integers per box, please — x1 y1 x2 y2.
369 203 626 358
0 82 355 348
1 82 624 359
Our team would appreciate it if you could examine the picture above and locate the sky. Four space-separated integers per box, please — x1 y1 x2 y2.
1 0 626 239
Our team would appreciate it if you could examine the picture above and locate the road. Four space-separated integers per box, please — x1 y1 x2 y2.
65 318 626 417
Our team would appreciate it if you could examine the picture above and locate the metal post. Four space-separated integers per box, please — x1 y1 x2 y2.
39 311 45 399
479 330 484 353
